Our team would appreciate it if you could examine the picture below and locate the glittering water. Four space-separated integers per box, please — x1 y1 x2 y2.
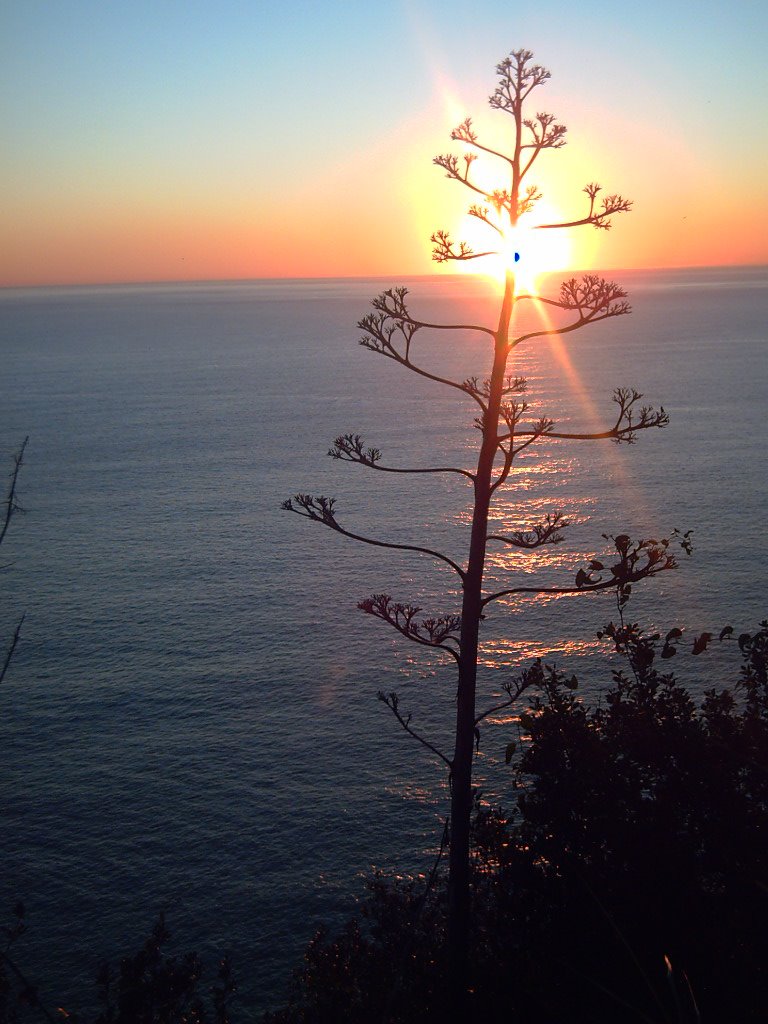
1 267 766 1014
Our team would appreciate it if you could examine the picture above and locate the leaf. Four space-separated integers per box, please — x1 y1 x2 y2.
519 712 535 731
565 674 579 690
719 625 734 641
692 632 713 655
589 559 605 571
661 643 676 659
504 741 517 764
665 627 683 643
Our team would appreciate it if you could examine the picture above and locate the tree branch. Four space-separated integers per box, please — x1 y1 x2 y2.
378 690 453 769
474 660 546 726
487 512 568 549
370 288 496 338
489 49 552 115
0 614 25 686
358 291 490 408
329 433 475 481
519 112 567 181
0 436 28 549
282 495 466 580
433 153 491 199
359 333 488 408
507 389 669 445
0 940 58 1023
535 183 632 230
451 117 515 168
482 533 684 608
359 593 461 663
468 204 504 236
431 230 497 263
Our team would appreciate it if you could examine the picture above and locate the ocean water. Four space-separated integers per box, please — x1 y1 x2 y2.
1 266 767 1015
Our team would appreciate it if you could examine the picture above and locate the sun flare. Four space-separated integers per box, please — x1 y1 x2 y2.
455 201 572 293
497 206 572 293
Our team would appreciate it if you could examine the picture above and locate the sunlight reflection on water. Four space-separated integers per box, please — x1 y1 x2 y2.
1 267 766 1014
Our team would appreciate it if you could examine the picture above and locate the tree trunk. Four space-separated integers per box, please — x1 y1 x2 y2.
447 273 515 1016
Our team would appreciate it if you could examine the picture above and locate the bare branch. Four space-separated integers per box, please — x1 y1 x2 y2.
0 614 25 686
517 184 543 216
378 690 453 769
510 275 631 348
491 409 553 490
509 388 668 443
0 942 58 1023
329 433 475 481
536 183 632 230
0 437 28 549
487 512 569 549
519 112 567 181
468 204 503 236
360 593 461 662
369 287 495 338
358 293 489 407
451 116 515 168
489 49 553 115
282 494 466 580
474 659 546 726
553 275 631 318
432 153 490 199
431 230 497 263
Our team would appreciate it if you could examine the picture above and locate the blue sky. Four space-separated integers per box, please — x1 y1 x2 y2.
2 0 767 283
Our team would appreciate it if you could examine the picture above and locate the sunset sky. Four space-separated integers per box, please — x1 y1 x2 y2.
2 0 767 287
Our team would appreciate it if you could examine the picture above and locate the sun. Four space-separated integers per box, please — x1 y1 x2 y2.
455 200 572 293
498 207 572 294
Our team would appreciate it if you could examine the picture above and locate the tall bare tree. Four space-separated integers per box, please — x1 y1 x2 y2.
284 49 683 1011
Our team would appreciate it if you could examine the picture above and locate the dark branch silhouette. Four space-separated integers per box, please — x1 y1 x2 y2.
536 182 633 230
359 593 461 662
377 690 453 769
329 433 474 481
282 495 466 580
0 436 28 549
487 511 569 549
1 439 28 689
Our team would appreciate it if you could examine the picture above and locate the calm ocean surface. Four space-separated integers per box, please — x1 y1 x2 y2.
1 267 767 1014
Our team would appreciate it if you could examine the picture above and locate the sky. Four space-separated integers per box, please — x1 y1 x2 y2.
1 0 767 286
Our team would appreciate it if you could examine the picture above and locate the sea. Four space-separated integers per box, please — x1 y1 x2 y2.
1 266 767 1016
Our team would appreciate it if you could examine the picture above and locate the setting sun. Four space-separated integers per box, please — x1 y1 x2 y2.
454 201 572 293
500 209 572 293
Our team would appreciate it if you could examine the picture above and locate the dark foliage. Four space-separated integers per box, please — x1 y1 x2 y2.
266 621 768 1024
0 915 235 1024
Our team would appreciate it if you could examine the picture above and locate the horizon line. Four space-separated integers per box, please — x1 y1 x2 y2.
2 261 766 293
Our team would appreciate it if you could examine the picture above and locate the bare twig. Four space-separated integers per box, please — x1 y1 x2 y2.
329 434 474 481
378 690 453 769
0 436 28 549
282 495 466 580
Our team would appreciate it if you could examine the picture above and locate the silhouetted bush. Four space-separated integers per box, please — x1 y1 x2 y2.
267 621 768 1023
0 913 234 1024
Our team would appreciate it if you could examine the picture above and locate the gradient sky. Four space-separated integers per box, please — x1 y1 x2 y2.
2 0 767 286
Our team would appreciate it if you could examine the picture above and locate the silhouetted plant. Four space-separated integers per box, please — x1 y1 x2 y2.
93 914 235 1024
284 49 685 1009
266 620 768 1023
0 912 235 1024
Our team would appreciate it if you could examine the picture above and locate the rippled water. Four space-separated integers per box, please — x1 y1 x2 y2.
1 267 766 1014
